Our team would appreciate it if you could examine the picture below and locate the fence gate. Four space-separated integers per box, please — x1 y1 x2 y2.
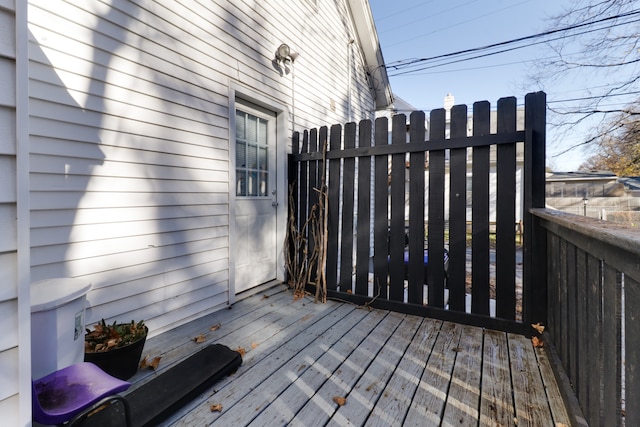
287 92 546 334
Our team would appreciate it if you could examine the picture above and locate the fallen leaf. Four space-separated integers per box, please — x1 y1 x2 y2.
262 294 270 299
532 336 544 348
210 323 221 332
139 355 162 370
194 334 206 343
251 342 259 349
148 356 162 370
210 403 223 412
237 347 246 357
332 396 347 406
139 355 149 369
531 322 545 334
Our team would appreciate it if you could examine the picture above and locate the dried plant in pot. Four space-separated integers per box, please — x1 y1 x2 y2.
84 319 148 380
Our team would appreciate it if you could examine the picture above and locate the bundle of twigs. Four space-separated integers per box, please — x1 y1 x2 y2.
284 139 328 303
285 186 315 300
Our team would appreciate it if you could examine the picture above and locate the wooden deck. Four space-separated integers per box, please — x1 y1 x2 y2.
125 284 570 426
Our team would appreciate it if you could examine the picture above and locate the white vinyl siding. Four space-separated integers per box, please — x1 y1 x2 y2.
26 0 377 340
0 0 19 414
0 0 23 423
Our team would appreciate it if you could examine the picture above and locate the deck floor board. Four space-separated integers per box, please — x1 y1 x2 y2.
327 314 423 427
404 321 463 426
509 333 555 425
365 317 442 426
124 285 570 426
247 307 375 426
195 303 356 426
441 324 483 425
535 347 572 424
480 329 516 426
295 311 406 427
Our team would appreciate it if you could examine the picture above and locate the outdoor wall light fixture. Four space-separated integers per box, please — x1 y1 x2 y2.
583 195 589 216
275 43 299 63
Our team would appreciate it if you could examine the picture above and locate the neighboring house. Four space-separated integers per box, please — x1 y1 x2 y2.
546 170 622 198
547 171 640 221
620 176 640 196
0 0 392 423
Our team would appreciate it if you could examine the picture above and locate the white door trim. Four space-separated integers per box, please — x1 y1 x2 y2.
228 82 289 305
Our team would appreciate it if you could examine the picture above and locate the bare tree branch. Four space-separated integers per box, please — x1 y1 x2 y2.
530 0 640 169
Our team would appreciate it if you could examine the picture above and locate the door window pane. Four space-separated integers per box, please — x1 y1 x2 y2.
235 111 245 140
247 144 258 169
236 169 246 195
248 171 258 196
236 110 269 197
236 141 246 166
259 146 267 169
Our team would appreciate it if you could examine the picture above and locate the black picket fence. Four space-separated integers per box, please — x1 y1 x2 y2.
287 92 547 334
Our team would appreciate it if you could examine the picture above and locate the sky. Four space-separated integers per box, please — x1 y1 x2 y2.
368 0 591 171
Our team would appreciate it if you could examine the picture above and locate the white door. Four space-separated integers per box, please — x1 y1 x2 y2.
233 105 278 294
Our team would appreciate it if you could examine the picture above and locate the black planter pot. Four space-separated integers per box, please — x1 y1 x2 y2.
84 328 148 380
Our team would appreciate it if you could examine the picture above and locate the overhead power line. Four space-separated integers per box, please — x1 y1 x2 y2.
388 16 640 76
548 91 640 104
383 9 640 75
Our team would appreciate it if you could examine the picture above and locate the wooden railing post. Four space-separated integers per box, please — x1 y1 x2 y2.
523 91 547 327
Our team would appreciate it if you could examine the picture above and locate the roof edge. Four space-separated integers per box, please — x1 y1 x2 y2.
346 0 393 110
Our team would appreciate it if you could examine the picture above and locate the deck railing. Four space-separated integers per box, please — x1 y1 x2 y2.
287 92 547 334
533 208 640 426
